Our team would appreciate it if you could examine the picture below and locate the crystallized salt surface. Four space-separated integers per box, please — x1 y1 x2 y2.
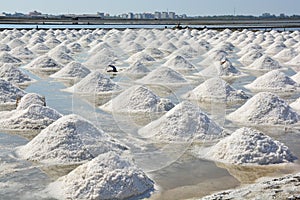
292 71 300 84
136 67 188 85
199 59 242 77
23 55 63 72
122 61 150 75
183 77 248 102
205 127 297 165
163 55 196 71
50 61 91 81
64 70 121 94
245 70 300 92
248 55 282 71
0 64 34 86
16 114 127 164
0 79 26 105
138 101 224 142
0 52 22 64
227 92 299 125
290 97 300 111
48 152 154 200
100 85 174 113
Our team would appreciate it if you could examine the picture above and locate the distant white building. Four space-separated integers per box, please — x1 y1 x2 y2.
169 12 175 19
154 11 161 19
161 12 168 19
128 12 134 19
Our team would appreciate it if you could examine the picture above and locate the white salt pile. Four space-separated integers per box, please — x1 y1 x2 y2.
0 102 61 130
64 70 122 94
10 46 35 61
126 52 155 64
265 42 287 56
198 58 242 77
16 93 45 110
273 48 298 63
29 43 50 54
84 52 117 70
0 52 22 65
0 64 34 86
182 77 248 103
238 50 263 66
136 67 188 86
227 92 299 125
16 114 127 164
23 55 63 72
205 127 297 165
50 61 91 81
48 152 154 200
286 54 300 66
200 49 228 66
163 55 196 72
122 61 150 75
290 97 300 112
138 101 224 142
247 55 282 71
0 79 26 106
245 70 300 92
47 50 74 65
100 85 174 113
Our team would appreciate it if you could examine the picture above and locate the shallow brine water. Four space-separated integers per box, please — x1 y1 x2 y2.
1 29 300 200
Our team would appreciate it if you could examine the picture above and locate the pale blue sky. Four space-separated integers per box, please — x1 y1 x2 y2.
1 0 300 16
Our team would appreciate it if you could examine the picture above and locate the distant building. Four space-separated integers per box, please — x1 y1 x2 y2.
169 12 175 19
161 12 168 19
97 12 105 18
154 11 161 19
29 10 42 16
128 12 134 19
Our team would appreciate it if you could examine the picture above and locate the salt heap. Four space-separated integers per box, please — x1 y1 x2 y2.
238 50 263 66
248 55 282 70
0 52 22 65
0 93 61 130
136 67 188 86
29 43 50 54
245 70 300 92
50 61 91 81
64 71 121 94
273 48 298 63
16 114 127 164
0 79 26 106
182 77 248 103
47 50 74 65
290 97 300 112
199 58 242 77
24 55 63 72
206 127 297 165
227 92 299 125
292 72 300 83
100 85 174 113
48 152 154 200
138 101 224 142
16 93 45 110
163 55 196 72
10 46 35 60
122 61 150 76
126 52 155 64
0 64 34 86
84 52 117 70
286 54 300 66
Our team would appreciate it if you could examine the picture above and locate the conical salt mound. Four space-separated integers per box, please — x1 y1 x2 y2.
183 77 248 102
16 93 45 110
245 70 300 92
0 79 26 106
100 85 174 113
136 67 188 85
65 71 121 94
0 64 34 86
24 55 63 72
138 101 224 142
47 152 154 200
84 52 117 70
248 55 282 71
290 97 300 112
227 92 299 125
10 46 35 60
273 48 298 63
199 59 241 77
50 61 91 81
123 61 150 75
126 52 155 64
239 50 263 66
16 114 127 164
285 53 300 66
29 43 50 54
0 52 22 64
163 55 196 71
47 50 74 65
206 127 297 165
